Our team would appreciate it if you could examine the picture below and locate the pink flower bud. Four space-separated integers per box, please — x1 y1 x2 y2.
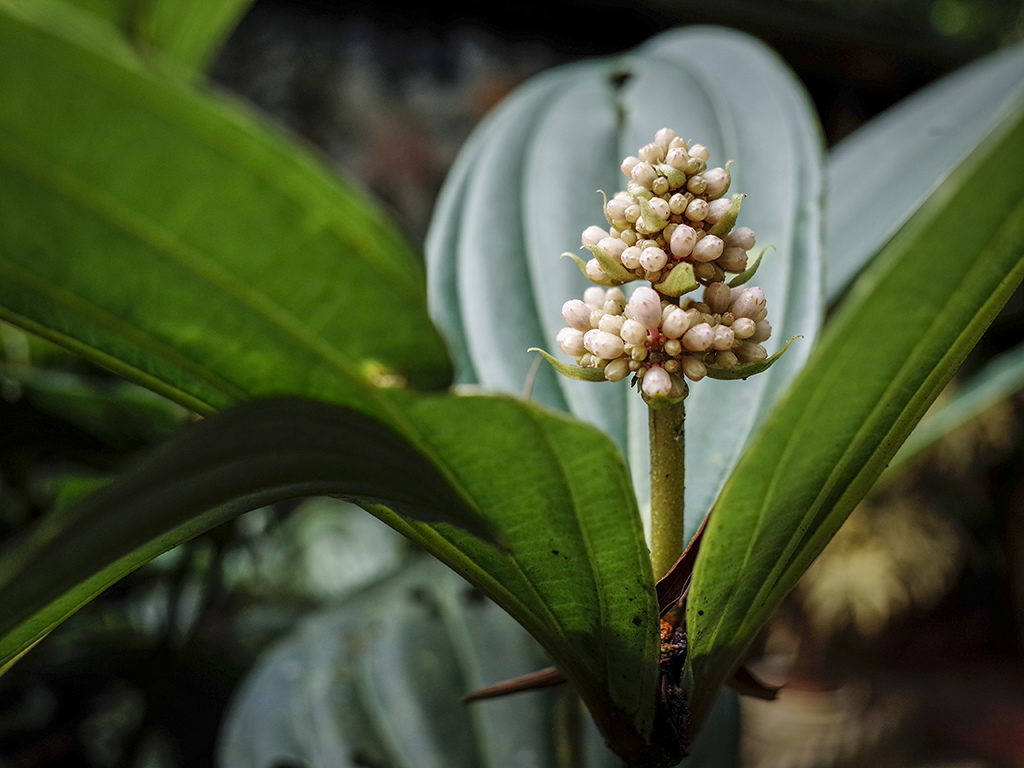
582 225 607 246
717 247 748 273
702 167 730 198
670 225 697 257
642 366 672 397
692 235 724 263
627 287 663 329
620 156 640 178
706 198 733 224
620 318 648 345
662 307 690 339
561 300 591 331
584 330 625 360
726 227 756 251
583 286 606 309
731 317 756 339
684 199 709 222
712 325 735 350
639 247 668 272
682 323 714 351
556 327 586 357
732 286 766 319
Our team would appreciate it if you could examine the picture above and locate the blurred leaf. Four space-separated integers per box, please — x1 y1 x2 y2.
888 341 1024 474
220 558 563 768
426 25 825 542
826 41 1024 301
56 0 253 73
0 0 452 419
686 103 1024 733
0 398 493 670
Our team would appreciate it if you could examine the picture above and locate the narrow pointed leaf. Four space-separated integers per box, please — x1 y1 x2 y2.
426 26 824 540
826 41 1024 301
685 103 1024 734
0 0 452 419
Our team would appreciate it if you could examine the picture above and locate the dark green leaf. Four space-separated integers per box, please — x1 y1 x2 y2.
685 103 1024 734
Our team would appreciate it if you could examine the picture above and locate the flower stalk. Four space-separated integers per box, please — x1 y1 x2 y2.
649 398 687 581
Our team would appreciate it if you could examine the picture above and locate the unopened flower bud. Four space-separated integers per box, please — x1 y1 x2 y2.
706 198 733 224
621 246 642 269
642 366 672 397
681 356 707 381
605 198 630 222
583 286 606 309
731 317 756 339
704 282 731 314
630 161 658 189
688 143 710 162
620 318 648 345
639 142 666 164
584 330 625 360
717 247 748 273
732 286 766 319
648 197 670 221
666 147 689 172
662 307 690 339
686 175 707 195
605 358 631 382
582 225 607 246
682 323 714 351
627 287 663 329
586 259 607 283
639 247 668 272
654 127 677 149
735 342 767 364
715 349 738 369
620 156 640 178
562 299 592 331
702 167 730 198
557 327 586 356
692 234 724 263
712 325 735 350
597 237 627 261
598 313 625 335
684 199 709 222
670 225 697 257
751 320 772 343
726 227 756 251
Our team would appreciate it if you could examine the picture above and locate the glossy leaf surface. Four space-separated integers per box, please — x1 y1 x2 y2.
0 0 452 418
686 103 1024 732
826 41 1024 301
427 26 825 541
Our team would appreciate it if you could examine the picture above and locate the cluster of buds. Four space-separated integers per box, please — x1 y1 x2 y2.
541 129 792 406
556 283 772 400
567 128 756 298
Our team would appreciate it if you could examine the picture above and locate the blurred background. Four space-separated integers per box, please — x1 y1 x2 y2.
3 0 1024 766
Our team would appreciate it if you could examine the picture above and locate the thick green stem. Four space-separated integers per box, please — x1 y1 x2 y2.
649 399 686 581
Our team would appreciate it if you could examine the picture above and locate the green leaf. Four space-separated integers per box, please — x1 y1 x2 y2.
0 0 452 418
826 41 1024 302
0 398 494 670
685 102 1024 734
426 26 825 542
56 0 253 73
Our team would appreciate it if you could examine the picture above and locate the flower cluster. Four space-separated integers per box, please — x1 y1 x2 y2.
547 129 787 405
572 128 755 296
557 283 771 399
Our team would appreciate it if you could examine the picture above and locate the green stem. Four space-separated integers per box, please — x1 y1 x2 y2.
649 399 687 581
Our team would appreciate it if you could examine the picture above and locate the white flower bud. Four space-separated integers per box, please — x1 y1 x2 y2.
706 198 733 224
621 246 642 269
605 198 629 222
664 338 682 357
648 197 670 221
603 296 626 316
584 329 625 360
557 327 586 356
626 286 663 329
620 318 648 345
624 204 641 223
630 161 658 189
597 236 626 260
712 325 735 350
735 342 767 364
692 234 724 262
583 286 606 309
638 142 666 164
598 313 625 335
684 198 709 222
662 307 690 339
732 286 766 319
620 156 640 178
731 317 756 339
639 246 668 272
682 323 714 351
561 299 592 331
681 356 707 381
688 143 710 162
585 259 607 283
589 309 604 328
606 287 626 305
669 193 689 215
642 365 672 397
670 225 697 257
654 127 677 149
652 176 670 196
702 167 730 198
666 147 690 172
686 175 707 195
717 247 748 273
582 225 607 246
704 282 731 314
751 320 772 343
605 358 631 382
726 227 756 251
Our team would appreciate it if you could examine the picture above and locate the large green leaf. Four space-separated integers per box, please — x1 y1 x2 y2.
826 41 1024 301
426 26 825 542
0 0 452 419
57 0 253 73
685 102 1024 733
